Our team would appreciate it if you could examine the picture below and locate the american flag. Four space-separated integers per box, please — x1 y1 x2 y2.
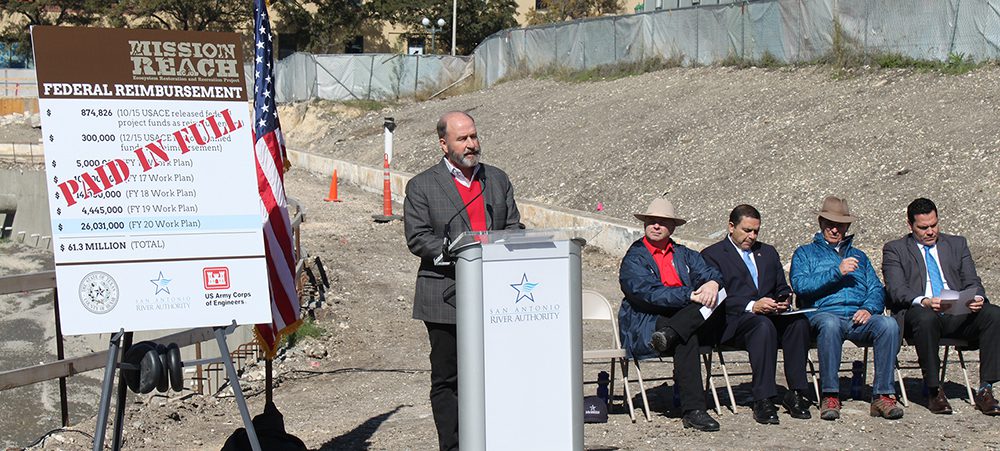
252 0 301 357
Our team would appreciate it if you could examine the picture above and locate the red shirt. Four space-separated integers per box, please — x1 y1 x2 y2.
454 178 487 232
643 237 683 287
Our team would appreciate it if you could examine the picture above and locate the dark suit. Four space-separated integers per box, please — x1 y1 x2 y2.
404 159 522 450
701 238 810 401
882 233 1000 388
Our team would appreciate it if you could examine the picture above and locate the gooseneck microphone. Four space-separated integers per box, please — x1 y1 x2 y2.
442 173 486 260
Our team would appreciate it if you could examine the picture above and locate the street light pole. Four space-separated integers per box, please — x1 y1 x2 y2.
451 0 457 55
421 17 447 54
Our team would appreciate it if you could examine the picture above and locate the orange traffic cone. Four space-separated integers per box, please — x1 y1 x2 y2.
324 170 342 202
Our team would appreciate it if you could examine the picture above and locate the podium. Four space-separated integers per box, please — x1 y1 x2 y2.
449 229 587 451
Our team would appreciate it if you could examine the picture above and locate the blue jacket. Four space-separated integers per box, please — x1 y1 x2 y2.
790 233 885 319
618 238 723 360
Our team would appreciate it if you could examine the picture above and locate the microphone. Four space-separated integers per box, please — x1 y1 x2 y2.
442 173 486 260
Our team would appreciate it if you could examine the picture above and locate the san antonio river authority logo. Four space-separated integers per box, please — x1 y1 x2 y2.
78 271 120 314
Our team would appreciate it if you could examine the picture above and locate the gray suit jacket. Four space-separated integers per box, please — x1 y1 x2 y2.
403 159 523 324
882 232 988 313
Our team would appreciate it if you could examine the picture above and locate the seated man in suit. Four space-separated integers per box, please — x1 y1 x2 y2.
701 204 812 424
619 197 725 432
790 196 903 421
882 197 1000 416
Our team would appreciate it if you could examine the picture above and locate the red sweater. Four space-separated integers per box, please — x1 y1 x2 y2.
454 178 487 232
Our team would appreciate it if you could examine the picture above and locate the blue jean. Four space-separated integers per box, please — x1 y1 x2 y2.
809 312 900 396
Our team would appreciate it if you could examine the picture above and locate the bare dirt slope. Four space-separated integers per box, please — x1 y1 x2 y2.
283 66 1000 286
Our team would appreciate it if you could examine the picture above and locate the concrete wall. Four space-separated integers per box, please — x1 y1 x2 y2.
287 149 711 254
0 167 51 243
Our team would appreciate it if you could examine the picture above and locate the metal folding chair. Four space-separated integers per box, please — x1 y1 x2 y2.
582 290 638 422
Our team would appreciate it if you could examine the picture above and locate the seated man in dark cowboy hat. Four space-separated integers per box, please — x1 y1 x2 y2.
618 197 724 431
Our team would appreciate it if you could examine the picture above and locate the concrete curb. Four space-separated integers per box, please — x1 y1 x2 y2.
287 148 712 256
0 142 45 164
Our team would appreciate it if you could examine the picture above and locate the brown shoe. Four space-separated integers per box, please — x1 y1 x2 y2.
870 395 904 420
975 385 1000 416
927 388 953 415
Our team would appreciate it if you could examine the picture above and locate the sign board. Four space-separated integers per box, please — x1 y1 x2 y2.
32 26 271 335
481 241 576 450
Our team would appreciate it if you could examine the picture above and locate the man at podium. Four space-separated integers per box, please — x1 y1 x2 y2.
403 111 524 450
618 197 725 432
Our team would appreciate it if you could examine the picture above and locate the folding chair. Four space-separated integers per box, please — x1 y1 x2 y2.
582 289 637 422
897 337 975 404
706 343 754 414
631 344 725 421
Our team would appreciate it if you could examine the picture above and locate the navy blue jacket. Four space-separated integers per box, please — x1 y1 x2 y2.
618 238 723 360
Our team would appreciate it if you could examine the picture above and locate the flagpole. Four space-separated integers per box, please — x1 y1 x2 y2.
451 0 457 55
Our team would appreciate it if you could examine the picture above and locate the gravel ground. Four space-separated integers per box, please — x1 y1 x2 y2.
4 64 1000 449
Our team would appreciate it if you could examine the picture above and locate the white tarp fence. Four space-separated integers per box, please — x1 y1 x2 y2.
474 0 1000 87
272 52 473 103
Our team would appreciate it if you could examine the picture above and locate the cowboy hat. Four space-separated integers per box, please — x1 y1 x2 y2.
816 196 857 223
634 198 687 226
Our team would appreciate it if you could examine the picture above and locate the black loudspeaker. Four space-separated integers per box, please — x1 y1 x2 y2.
123 341 161 394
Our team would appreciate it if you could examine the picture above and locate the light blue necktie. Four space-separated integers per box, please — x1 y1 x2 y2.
924 245 944 297
742 250 759 289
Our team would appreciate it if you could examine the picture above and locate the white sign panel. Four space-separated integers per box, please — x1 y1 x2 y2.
482 249 573 451
32 26 271 335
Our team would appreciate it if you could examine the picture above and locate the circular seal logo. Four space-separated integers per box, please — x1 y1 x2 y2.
78 271 120 314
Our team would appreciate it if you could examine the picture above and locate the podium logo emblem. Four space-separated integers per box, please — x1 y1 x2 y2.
510 273 539 303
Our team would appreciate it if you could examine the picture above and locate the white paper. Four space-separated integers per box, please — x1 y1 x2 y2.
699 288 727 320
780 307 817 316
939 288 980 315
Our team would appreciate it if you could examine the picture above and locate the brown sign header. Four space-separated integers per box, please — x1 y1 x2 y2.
32 26 247 101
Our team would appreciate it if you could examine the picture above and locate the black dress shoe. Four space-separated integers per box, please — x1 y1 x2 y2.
651 327 681 354
682 409 720 432
927 388 953 415
781 390 812 419
752 399 780 425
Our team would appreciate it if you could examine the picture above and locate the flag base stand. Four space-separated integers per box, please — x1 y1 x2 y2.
92 321 261 451
371 214 403 223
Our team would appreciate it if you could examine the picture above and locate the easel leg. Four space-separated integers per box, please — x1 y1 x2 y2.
111 332 134 451
93 330 125 451
215 326 261 451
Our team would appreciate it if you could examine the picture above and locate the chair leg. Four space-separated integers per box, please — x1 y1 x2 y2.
940 346 951 384
957 349 975 403
609 359 617 407
895 364 909 407
808 351 821 402
702 352 722 416
717 350 737 414
631 359 652 422
617 358 636 422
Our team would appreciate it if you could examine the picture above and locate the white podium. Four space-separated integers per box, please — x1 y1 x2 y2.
449 229 586 451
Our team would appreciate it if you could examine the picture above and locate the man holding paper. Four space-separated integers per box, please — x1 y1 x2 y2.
701 204 813 424
882 197 1000 416
618 197 724 431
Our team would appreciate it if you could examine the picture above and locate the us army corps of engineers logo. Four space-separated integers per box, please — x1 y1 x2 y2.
78 271 120 314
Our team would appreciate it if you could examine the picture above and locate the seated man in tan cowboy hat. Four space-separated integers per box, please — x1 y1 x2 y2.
790 196 903 421
618 197 725 431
